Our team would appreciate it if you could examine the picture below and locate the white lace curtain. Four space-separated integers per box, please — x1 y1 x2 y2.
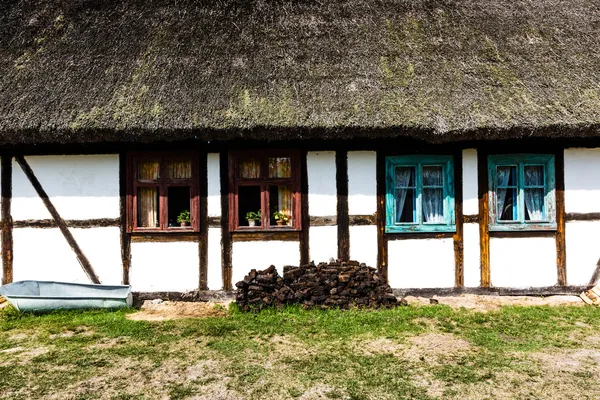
422 166 444 223
496 166 511 220
395 167 412 223
524 166 544 220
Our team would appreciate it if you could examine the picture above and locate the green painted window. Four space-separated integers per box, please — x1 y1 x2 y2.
488 154 556 231
385 155 455 233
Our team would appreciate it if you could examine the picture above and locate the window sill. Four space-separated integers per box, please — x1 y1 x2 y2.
488 223 557 232
131 232 200 243
231 230 301 242
385 225 456 234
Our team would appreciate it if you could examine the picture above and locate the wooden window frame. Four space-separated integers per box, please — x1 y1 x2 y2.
228 150 302 232
385 155 456 233
488 154 556 231
126 152 200 233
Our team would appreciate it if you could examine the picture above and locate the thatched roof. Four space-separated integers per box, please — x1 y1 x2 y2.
1 0 599 145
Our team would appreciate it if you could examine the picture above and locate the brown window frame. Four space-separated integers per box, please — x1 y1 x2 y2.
126 152 200 233
228 150 302 232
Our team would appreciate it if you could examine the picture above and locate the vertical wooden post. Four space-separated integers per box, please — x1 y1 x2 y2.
199 152 209 290
555 150 567 286
119 154 131 285
478 150 491 287
299 150 310 265
376 150 388 281
336 150 350 261
220 151 233 290
453 151 464 287
1 156 13 285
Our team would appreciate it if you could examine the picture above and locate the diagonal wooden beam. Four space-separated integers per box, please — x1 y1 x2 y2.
2 156 13 285
15 156 101 284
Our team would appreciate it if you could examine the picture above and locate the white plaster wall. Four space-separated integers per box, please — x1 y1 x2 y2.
566 222 600 285
387 239 455 288
349 225 378 268
232 241 300 285
463 223 481 287
207 228 223 290
490 238 556 287
462 149 479 216
207 153 221 217
13 227 122 284
309 226 337 264
307 151 337 217
348 151 376 215
130 242 199 292
564 148 600 213
12 155 119 220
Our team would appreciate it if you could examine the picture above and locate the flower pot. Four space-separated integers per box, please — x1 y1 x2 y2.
180 222 188 227
248 220 256 227
276 220 284 226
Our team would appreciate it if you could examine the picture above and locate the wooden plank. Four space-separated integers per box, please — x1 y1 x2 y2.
565 212 600 222
232 231 300 242
489 231 555 239
119 153 131 285
310 216 337 226
555 150 567 286
300 150 310 265
199 152 209 290
131 234 200 243
208 216 221 227
478 150 491 287
376 151 388 281
14 218 120 229
1 156 13 285
349 214 377 226
453 152 464 287
220 151 233 290
394 285 592 298
463 214 479 223
387 232 454 240
15 156 101 284
336 150 350 260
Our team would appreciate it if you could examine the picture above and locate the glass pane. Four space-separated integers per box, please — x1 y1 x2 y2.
269 186 293 226
497 187 517 221
238 158 261 179
422 166 443 187
395 166 415 188
423 188 444 223
395 188 415 223
167 186 191 227
137 187 159 228
238 186 262 227
137 160 160 180
524 165 544 187
525 188 545 221
496 166 517 187
268 157 292 178
167 160 192 179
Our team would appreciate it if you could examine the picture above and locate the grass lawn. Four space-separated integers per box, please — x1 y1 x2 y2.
1 303 600 399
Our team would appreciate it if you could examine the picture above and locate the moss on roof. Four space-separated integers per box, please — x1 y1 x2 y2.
0 0 599 144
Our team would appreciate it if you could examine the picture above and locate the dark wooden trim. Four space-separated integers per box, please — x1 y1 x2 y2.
299 150 310 265
15 156 101 284
478 150 491 287
453 152 464 287
376 151 388 281
589 261 600 286
349 214 377 226
199 152 209 290
119 153 131 285
555 150 567 286
13 218 120 229
565 212 600 222
489 230 556 239
232 231 301 242
310 216 338 226
336 150 350 261
386 232 455 240
133 290 236 305
208 216 221 227
131 234 200 243
463 214 479 223
220 151 233 290
393 285 593 298
1 156 13 285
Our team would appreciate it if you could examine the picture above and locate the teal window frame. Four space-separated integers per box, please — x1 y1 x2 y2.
488 154 556 231
385 155 455 233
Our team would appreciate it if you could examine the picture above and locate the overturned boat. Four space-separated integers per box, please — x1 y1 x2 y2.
0 281 133 312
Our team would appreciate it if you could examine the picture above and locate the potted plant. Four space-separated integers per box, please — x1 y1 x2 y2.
177 210 191 227
273 211 291 226
245 210 261 227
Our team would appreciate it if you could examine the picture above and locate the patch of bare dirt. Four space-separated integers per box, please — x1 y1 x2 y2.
531 348 600 372
49 327 95 339
126 300 228 321
357 333 472 361
404 294 584 311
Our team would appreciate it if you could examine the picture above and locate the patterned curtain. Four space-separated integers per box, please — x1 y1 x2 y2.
278 186 293 216
269 157 291 178
524 166 545 220
137 160 160 180
138 187 159 227
395 167 413 223
239 159 261 179
168 160 192 179
422 166 445 223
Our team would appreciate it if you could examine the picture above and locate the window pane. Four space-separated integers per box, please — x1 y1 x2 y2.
137 187 159 228
238 186 262 227
423 188 444 223
423 166 443 187
268 157 292 178
395 166 415 188
137 160 160 180
496 166 517 187
525 188 545 221
269 185 293 226
167 160 192 179
395 188 415 223
167 186 191 227
524 165 544 187
238 158 261 179
497 187 517 221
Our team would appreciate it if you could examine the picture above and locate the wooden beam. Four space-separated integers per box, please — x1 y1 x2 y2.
453 152 464 287
555 150 567 286
15 156 101 284
336 150 350 261
393 285 592 298
220 151 233 290
565 212 600 222
199 152 209 290
14 218 120 229
299 150 310 265
1 156 13 285
119 154 131 285
478 150 491 287
376 151 388 281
